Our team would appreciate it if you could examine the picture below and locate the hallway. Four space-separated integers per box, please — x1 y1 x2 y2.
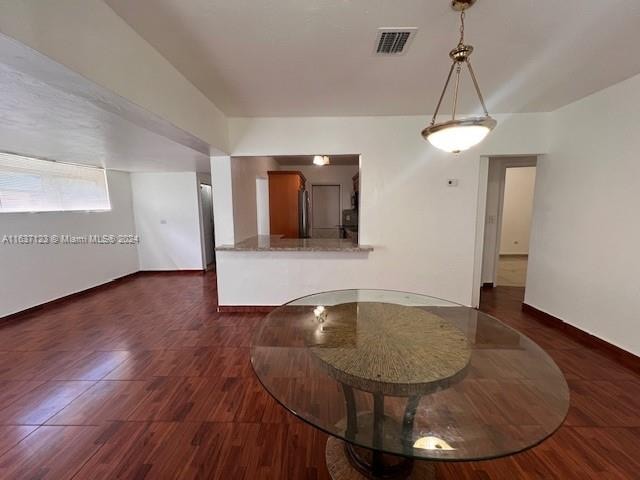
496 255 528 286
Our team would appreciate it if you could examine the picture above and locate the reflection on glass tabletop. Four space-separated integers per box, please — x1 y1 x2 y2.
251 290 569 462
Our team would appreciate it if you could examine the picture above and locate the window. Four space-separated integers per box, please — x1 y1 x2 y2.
0 152 110 213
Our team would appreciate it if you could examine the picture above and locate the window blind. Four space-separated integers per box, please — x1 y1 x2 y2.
0 152 110 213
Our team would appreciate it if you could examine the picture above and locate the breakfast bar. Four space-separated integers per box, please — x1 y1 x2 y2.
216 235 373 253
215 235 374 309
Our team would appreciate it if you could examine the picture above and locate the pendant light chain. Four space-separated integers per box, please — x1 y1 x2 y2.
429 10 466 126
422 0 497 152
459 8 489 116
429 5 491 125
451 11 465 121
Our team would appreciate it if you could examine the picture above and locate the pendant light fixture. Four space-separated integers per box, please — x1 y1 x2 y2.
422 0 496 153
313 155 330 166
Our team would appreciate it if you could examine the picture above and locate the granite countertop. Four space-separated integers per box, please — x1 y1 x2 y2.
216 235 373 252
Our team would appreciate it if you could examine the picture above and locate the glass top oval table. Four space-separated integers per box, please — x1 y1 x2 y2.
251 290 569 479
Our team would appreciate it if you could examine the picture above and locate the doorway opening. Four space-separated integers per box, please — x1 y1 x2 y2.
497 166 536 286
478 156 538 297
231 154 360 242
311 184 341 238
199 183 216 271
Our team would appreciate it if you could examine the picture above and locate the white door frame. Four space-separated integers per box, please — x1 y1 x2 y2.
472 155 538 307
471 156 490 308
493 162 538 282
198 182 215 270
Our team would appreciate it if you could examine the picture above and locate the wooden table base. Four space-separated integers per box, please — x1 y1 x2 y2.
326 437 436 480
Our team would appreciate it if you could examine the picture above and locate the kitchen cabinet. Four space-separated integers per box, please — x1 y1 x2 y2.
268 171 306 238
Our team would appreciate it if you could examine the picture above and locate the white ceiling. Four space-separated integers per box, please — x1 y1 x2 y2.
0 34 211 173
105 0 640 117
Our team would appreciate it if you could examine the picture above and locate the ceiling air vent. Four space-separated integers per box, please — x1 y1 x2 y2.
375 28 417 55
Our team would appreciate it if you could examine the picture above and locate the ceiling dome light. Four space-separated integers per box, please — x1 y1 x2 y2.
423 117 496 153
422 0 496 153
313 155 330 166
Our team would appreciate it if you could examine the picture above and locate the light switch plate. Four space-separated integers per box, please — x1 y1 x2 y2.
447 179 459 187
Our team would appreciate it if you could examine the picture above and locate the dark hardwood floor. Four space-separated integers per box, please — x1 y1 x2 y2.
0 273 638 479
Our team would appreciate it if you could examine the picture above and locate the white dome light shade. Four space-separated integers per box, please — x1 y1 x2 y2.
422 117 496 153
427 125 489 153
313 155 330 166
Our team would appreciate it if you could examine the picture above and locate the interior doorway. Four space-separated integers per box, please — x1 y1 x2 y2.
497 166 536 286
311 184 341 238
199 183 216 270
479 156 538 293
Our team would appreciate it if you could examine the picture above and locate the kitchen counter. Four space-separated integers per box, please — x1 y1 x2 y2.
216 235 373 252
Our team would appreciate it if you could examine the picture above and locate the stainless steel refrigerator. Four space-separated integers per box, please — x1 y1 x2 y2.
298 189 311 238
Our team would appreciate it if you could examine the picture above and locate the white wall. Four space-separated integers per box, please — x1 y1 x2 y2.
526 73 640 356
500 167 536 254
215 113 549 307
256 177 270 235
0 0 228 151
231 156 279 242
130 172 204 270
211 156 234 247
0 170 138 317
